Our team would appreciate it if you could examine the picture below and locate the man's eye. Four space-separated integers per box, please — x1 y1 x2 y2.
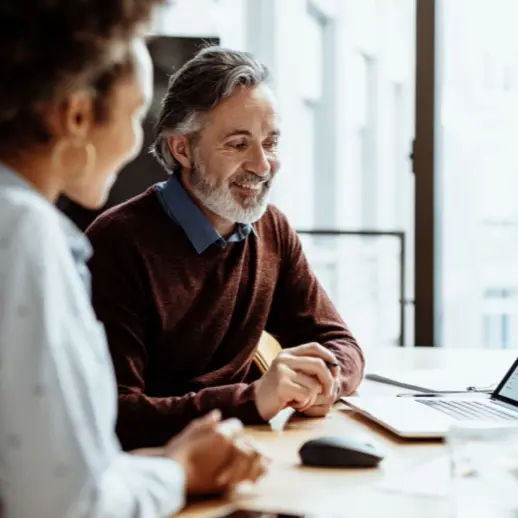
264 139 279 151
229 141 248 150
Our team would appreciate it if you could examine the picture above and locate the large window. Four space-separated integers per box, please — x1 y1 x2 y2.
434 0 518 348
298 0 416 349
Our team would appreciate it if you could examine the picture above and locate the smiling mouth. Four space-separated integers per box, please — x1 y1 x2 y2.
231 181 265 195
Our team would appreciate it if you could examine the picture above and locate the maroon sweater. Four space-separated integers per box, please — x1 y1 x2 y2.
86 188 364 450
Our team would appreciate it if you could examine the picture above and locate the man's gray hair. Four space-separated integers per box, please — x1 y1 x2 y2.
151 46 270 174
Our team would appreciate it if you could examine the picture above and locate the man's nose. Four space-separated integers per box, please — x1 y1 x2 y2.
246 145 271 176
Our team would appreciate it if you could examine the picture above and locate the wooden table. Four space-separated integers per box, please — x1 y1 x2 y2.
179 348 516 518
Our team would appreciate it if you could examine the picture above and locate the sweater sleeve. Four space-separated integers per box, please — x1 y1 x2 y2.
87 218 264 451
265 209 365 397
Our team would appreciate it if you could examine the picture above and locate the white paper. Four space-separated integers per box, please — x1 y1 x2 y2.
377 456 451 498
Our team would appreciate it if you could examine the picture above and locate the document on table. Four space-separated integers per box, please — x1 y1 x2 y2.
377 456 451 499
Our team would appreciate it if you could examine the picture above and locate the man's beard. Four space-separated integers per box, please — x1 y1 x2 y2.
189 151 272 224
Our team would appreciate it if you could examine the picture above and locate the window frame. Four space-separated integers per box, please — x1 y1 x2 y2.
414 0 441 346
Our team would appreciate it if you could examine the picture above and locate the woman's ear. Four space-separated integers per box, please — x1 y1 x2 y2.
64 90 94 140
167 135 192 169
36 90 94 142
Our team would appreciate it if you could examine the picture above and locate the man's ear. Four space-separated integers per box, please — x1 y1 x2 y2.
167 135 192 169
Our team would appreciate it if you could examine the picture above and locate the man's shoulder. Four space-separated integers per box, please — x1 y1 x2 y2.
256 204 295 236
252 205 299 261
86 185 161 238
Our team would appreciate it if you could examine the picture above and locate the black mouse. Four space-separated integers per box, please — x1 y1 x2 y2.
299 436 384 468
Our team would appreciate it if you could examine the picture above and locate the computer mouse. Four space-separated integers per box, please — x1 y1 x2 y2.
299 436 384 468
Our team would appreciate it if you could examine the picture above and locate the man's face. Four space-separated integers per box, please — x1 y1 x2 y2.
183 84 280 224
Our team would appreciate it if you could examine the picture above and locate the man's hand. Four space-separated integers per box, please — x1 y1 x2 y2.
298 362 340 417
298 392 337 418
163 411 268 495
253 342 339 421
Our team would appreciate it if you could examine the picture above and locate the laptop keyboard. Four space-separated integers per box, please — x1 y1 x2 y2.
418 399 518 421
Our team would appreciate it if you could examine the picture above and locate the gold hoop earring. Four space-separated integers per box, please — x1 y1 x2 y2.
51 138 97 178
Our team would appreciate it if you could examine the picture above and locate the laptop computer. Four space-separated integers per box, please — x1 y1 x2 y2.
342 355 518 438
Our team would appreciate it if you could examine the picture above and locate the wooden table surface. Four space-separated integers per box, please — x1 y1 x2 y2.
178 348 517 518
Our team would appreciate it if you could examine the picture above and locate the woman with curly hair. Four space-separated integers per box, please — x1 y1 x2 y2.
0 2 266 517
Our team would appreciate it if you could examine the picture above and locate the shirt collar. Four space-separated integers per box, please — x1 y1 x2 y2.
0 161 92 263
156 175 256 254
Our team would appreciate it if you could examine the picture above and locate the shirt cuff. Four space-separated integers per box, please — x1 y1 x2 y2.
126 454 186 512
98 453 186 518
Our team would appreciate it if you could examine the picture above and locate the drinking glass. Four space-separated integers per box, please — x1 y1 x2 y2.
448 422 518 518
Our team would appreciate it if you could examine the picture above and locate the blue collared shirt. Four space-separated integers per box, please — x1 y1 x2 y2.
156 175 256 254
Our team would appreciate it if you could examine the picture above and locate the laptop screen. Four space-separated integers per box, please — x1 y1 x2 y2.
498 369 518 401
494 356 518 406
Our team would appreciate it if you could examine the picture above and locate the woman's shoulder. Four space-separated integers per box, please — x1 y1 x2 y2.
0 185 68 255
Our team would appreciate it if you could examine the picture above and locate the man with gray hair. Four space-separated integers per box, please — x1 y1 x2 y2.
86 46 364 450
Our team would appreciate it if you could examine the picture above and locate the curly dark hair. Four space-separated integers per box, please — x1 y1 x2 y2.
0 0 165 151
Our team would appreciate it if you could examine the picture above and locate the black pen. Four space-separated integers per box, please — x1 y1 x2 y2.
397 392 475 398
397 393 442 398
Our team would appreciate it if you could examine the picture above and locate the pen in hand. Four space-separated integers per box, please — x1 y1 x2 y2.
325 362 340 398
